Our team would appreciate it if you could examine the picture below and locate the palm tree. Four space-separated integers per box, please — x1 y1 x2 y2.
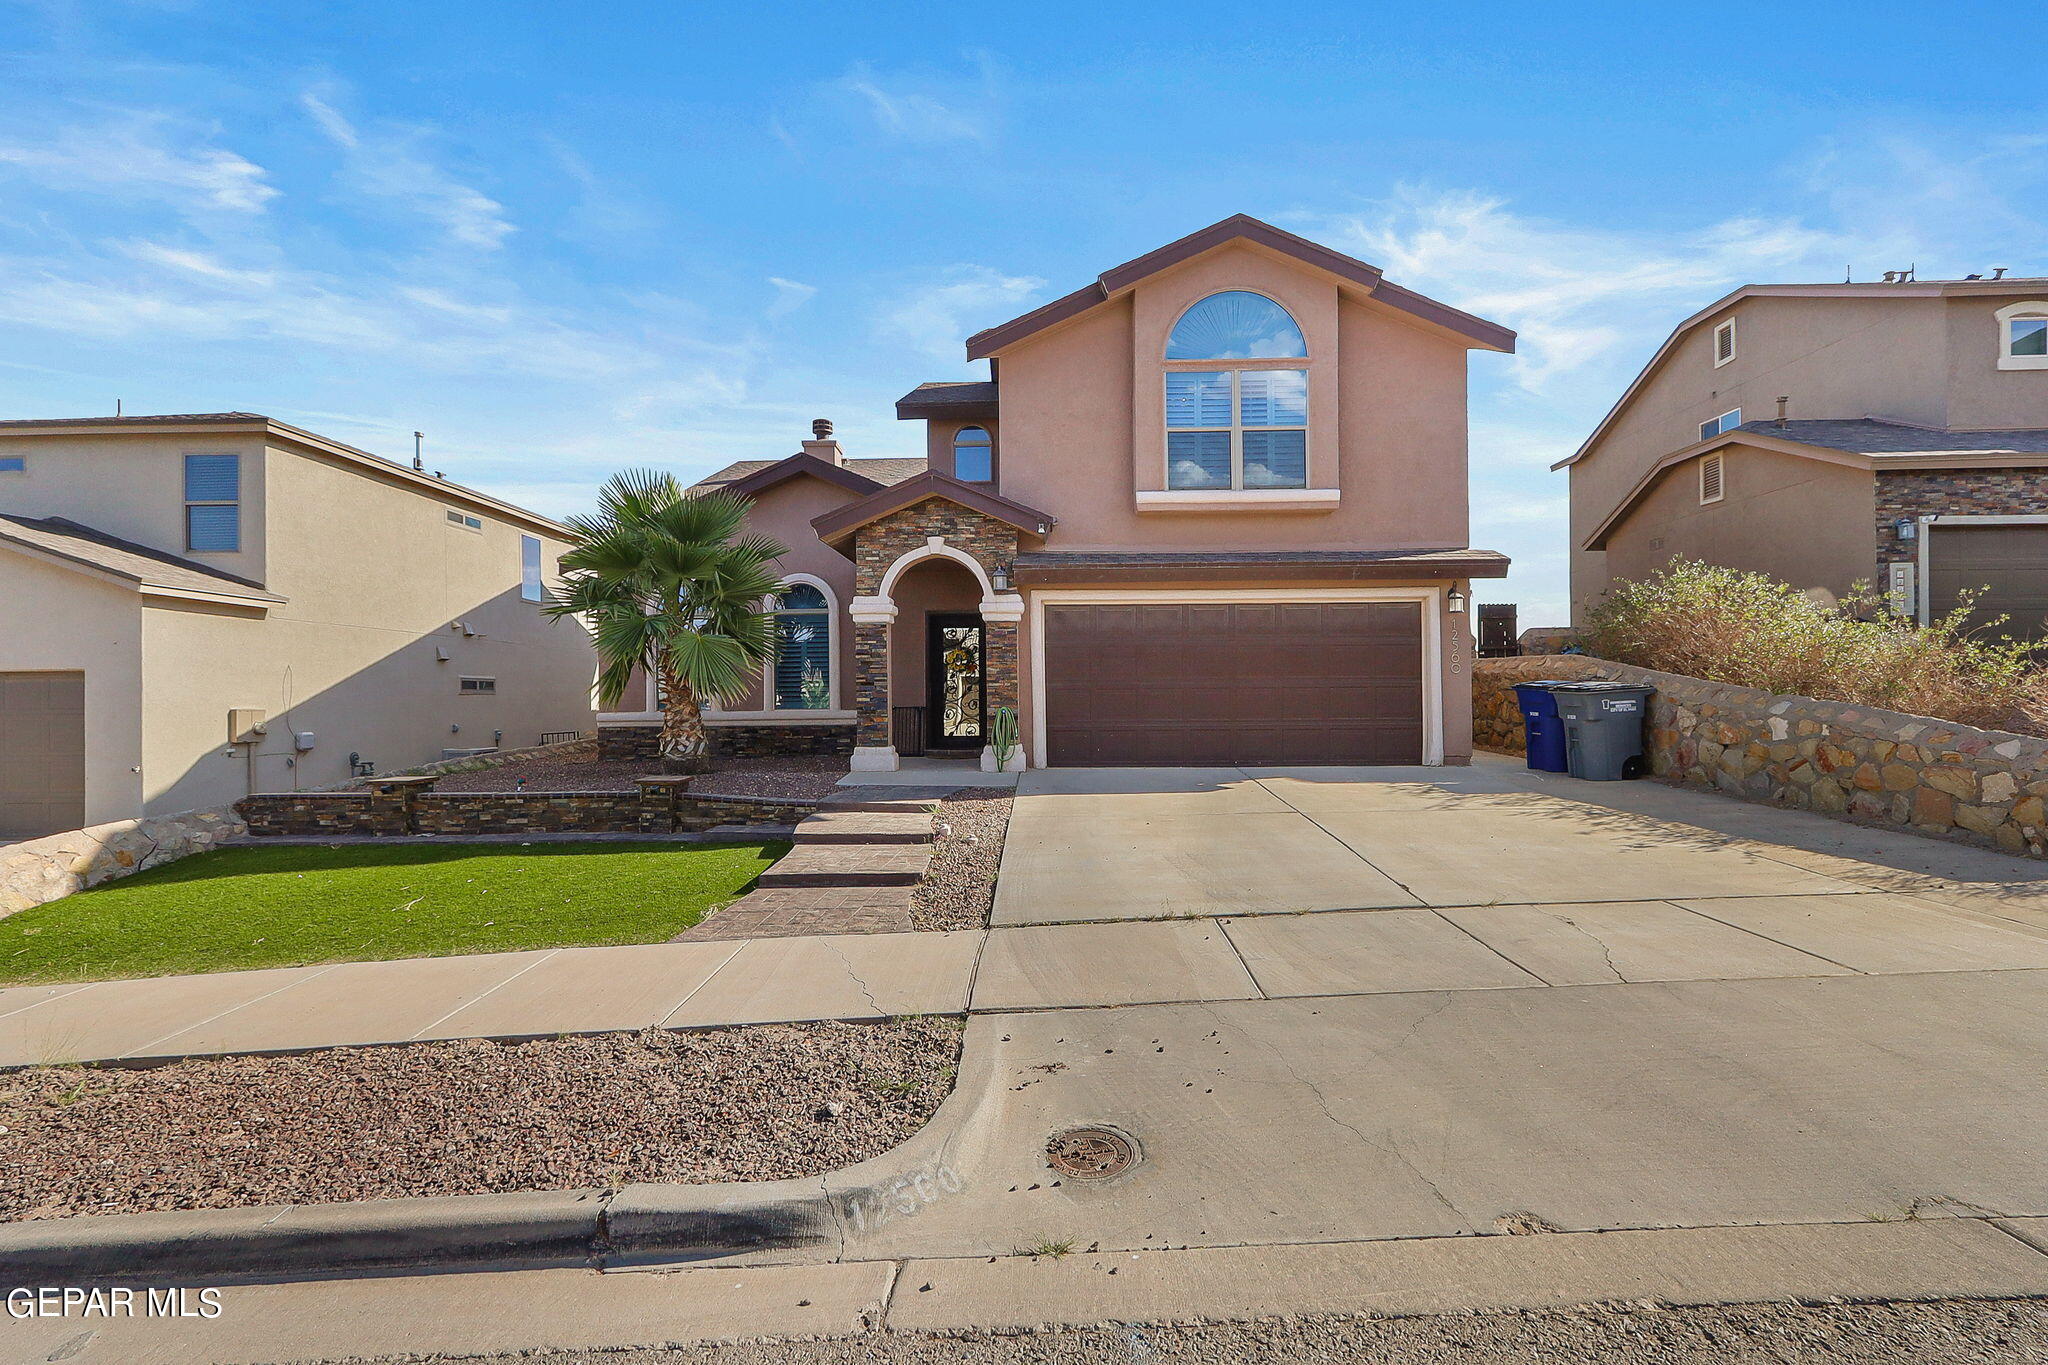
547 470 787 773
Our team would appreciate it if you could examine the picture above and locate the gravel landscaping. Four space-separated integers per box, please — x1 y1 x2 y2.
462 1299 2048 1364
0 1018 961 1221
912 790 1011 931
406 750 848 801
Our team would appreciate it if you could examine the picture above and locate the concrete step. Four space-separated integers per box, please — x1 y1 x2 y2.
755 840 933 888
792 809 934 845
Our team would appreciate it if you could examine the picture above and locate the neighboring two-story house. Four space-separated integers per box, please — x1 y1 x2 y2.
1560 277 2048 635
0 414 596 840
617 216 1514 770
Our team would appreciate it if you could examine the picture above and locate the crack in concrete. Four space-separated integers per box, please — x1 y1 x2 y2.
823 941 888 1017
1549 912 1628 983
1197 999 1473 1231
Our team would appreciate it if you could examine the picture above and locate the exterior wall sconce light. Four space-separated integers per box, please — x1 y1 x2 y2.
990 563 1013 592
1447 588 1468 613
1895 518 1918 541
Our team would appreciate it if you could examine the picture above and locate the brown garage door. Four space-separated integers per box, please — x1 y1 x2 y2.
0 672 86 842
1928 525 2048 642
1043 602 1424 766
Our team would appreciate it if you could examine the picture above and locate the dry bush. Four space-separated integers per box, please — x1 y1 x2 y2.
1583 560 2048 737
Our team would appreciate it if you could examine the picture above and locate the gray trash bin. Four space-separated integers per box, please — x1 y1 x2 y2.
1551 682 1654 781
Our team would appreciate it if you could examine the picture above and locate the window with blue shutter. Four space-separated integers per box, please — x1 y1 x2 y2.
521 535 543 602
772 583 832 710
183 454 240 552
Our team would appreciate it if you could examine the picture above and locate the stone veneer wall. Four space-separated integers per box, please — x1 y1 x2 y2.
0 808 246 919
1875 469 2048 583
239 783 816 838
848 497 1025 750
1476 654 2048 859
596 723 853 761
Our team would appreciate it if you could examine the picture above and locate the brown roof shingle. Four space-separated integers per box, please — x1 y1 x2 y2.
691 456 927 494
0 514 284 602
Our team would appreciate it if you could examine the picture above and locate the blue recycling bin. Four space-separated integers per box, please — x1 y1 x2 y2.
1513 682 1571 773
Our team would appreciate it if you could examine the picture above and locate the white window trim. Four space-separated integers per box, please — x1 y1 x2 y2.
1136 488 1340 513
739 572 841 715
1712 318 1736 368
1025 587 1446 769
1163 366 1310 494
1995 301 2048 371
1699 452 1725 505
1699 408 1741 442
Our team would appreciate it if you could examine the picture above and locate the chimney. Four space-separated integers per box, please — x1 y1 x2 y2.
801 417 844 467
1775 395 1789 428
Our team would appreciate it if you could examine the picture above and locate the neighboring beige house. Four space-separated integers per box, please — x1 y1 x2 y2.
611 216 1514 769
0 413 596 840
1560 275 2048 634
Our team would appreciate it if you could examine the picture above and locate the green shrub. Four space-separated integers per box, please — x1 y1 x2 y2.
1583 559 2048 735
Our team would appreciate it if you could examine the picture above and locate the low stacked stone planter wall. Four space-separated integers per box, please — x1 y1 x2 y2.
238 774 816 839
1476 655 2048 859
597 722 856 761
0 808 246 919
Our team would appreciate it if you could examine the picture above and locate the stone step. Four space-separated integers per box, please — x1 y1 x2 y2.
792 809 935 846
821 799 947 815
755 840 933 888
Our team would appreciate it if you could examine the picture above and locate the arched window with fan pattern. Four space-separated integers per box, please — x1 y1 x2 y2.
771 582 833 710
1163 291 1308 492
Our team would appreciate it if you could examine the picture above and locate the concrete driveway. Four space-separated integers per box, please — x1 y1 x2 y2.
834 754 2048 1261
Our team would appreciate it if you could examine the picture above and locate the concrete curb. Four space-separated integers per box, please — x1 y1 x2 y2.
0 1010 1000 1287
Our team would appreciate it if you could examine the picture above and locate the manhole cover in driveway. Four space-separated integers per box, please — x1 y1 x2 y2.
1047 1125 1140 1179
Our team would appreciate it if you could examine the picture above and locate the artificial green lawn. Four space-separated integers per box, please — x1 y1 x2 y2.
0 840 788 986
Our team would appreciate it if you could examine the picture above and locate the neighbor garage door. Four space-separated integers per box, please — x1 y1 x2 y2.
1927 524 2048 642
0 672 86 842
1042 601 1425 766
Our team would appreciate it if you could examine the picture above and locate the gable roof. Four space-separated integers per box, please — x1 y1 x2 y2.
689 454 927 497
964 214 1516 360
810 471 1057 549
1554 277 2048 472
1582 419 2048 550
0 412 571 538
0 514 285 606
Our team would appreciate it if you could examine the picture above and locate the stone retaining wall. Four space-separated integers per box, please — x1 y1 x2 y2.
1476 655 2048 859
0 808 246 918
597 722 855 761
239 778 815 838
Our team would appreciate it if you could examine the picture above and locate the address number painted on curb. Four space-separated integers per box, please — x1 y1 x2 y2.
844 1162 965 1235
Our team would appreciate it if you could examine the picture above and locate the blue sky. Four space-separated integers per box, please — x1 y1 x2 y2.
1 1 2043 622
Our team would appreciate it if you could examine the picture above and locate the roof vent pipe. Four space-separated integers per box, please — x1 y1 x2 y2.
812 418 834 439
1775 396 1789 428
1992 266 2010 280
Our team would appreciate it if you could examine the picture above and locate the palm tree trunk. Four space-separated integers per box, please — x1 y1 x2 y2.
658 659 712 774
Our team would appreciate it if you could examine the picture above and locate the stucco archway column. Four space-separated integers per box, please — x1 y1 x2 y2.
848 595 899 771
979 592 1026 771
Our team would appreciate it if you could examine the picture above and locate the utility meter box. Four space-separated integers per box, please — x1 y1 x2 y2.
293 731 317 752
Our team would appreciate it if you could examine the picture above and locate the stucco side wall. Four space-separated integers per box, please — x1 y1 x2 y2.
1570 295 1947 619
0 431 270 585
0 554 144 825
1945 295 2048 429
1600 444 1876 604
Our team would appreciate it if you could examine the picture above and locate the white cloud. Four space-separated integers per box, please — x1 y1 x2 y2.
878 265 1042 362
766 276 817 318
834 62 992 145
300 89 514 250
1302 190 1851 396
0 114 276 212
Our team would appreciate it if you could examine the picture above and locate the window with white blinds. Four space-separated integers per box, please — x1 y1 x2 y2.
1166 369 1307 490
772 583 832 710
183 454 240 552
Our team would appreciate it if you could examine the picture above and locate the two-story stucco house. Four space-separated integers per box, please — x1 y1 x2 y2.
607 216 1514 770
0 413 597 840
1560 276 2048 634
